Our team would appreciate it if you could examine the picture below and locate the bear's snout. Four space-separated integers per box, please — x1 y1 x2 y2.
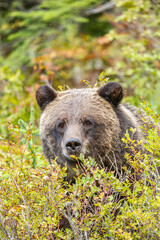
61 124 84 158
65 138 82 155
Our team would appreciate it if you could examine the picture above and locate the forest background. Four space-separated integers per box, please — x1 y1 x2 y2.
0 0 160 239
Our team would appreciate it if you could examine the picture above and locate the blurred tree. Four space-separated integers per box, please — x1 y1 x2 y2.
0 0 112 69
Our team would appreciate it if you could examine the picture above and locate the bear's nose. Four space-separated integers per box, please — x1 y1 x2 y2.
65 138 82 154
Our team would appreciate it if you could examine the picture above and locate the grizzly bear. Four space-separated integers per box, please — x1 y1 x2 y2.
36 82 146 181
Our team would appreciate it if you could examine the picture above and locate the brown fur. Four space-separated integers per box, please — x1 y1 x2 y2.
36 82 146 181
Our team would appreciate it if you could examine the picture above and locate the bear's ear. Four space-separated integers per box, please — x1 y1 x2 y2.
36 85 57 110
98 82 123 106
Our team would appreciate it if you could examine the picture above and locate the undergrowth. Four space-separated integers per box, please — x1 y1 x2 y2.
0 107 159 240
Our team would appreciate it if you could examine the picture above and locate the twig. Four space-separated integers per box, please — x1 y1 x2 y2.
84 1 116 16
0 213 12 239
12 178 32 239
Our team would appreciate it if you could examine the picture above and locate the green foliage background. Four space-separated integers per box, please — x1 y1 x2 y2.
0 0 160 239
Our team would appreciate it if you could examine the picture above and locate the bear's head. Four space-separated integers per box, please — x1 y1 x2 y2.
36 82 124 180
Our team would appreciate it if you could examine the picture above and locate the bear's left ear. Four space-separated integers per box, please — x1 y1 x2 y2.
98 82 123 106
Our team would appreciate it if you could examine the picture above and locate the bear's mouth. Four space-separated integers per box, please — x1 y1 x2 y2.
63 153 80 163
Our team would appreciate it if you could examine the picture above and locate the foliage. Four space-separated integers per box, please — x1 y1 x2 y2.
0 105 159 239
1 0 159 110
104 0 160 112
0 0 107 68
0 66 39 136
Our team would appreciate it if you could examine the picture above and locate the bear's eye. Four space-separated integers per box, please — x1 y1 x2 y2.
57 121 66 130
83 119 93 127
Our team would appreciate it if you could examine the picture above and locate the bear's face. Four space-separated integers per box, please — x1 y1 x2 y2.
36 82 123 178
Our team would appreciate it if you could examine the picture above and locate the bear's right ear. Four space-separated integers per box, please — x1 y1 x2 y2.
36 85 57 110
98 82 123 106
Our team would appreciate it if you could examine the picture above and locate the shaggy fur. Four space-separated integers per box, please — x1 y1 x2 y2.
36 82 145 181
